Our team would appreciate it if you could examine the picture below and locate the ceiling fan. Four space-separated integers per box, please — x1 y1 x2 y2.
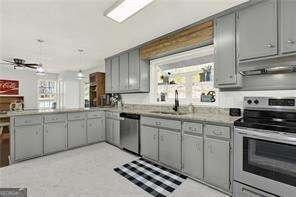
1 58 40 69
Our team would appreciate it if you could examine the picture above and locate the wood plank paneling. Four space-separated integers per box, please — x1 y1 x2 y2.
140 21 214 60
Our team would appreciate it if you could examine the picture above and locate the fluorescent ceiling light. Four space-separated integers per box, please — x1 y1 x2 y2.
105 0 154 23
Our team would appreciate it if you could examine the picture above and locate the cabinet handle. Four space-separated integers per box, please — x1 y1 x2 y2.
213 130 223 136
265 43 274 48
153 134 156 140
35 131 39 135
160 136 164 141
287 40 295 44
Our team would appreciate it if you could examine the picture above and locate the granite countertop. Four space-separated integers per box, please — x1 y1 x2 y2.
106 108 240 125
7 106 240 125
7 107 111 116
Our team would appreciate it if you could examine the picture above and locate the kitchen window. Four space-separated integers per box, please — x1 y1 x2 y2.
38 80 57 109
155 45 217 105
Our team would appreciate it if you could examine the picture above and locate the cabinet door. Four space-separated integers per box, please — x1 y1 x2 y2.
105 58 112 93
106 118 113 143
280 0 296 54
140 126 158 161
98 118 105 141
238 0 277 60
87 118 101 144
15 125 43 161
119 53 129 91
111 56 120 92
204 137 230 191
182 134 203 179
128 49 140 90
159 129 181 170
214 13 237 86
68 120 87 148
44 122 67 154
113 119 120 147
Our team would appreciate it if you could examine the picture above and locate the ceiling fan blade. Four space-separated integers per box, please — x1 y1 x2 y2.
24 64 38 68
2 59 15 64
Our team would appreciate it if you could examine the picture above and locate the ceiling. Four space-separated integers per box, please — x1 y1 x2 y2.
0 0 248 73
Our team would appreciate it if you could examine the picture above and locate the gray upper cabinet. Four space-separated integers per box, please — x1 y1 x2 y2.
119 53 129 91
68 120 87 148
280 0 296 54
44 122 67 154
105 58 112 93
214 13 240 88
105 48 149 94
204 137 230 191
111 56 120 92
128 49 140 90
141 125 158 161
182 134 203 180
14 125 43 161
237 0 278 60
159 129 181 170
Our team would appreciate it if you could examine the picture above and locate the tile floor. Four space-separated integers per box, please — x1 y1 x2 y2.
0 143 229 197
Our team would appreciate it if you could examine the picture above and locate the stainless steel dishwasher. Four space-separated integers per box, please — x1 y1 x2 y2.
120 113 140 154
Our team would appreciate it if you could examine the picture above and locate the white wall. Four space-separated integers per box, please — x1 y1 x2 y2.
0 66 58 109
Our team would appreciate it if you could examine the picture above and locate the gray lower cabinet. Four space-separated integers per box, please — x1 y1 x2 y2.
237 0 277 60
113 119 120 147
87 118 105 144
204 137 230 191
140 125 158 161
182 134 203 179
44 122 67 154
68 120 87 148
280 0 296 54
14 125 43 161
214 13 240 88
106 118 113 143
159 129 181 170
105 118 120 146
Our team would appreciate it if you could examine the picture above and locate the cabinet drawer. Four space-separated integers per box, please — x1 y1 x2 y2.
44 113 67 123
15 115 42 126
204 124 230 139
233 182 277 197
141 116 181 130
106 111 120 119
183 122 203 134
87 111 105 119
68 112 85 120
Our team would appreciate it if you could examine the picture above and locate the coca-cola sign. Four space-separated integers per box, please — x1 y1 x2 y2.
0 79 19 95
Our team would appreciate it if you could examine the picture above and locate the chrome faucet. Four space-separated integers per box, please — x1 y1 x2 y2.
173 90 179 112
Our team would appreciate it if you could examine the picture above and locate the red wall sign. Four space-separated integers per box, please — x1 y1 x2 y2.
0 79 19 95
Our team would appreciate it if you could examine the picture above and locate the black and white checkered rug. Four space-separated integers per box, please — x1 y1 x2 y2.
114 158 187 197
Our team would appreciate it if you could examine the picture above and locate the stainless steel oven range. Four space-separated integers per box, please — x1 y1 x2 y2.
233 97 296 197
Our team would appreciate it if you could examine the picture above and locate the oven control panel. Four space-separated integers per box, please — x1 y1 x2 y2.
244 97 296 110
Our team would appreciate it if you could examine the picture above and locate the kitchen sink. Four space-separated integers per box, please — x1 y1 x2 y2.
149 111 188 116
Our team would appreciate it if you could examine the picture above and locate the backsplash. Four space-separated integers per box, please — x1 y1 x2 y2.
121 89 296 109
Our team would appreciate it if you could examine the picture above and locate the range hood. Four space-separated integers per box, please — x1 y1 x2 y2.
238 53 296 76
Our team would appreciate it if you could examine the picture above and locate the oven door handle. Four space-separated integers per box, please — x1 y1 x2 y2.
242 188 268 197
236 129 296 145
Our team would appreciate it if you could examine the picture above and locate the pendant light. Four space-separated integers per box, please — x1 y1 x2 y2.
36 39 45 75
77 49 85 80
